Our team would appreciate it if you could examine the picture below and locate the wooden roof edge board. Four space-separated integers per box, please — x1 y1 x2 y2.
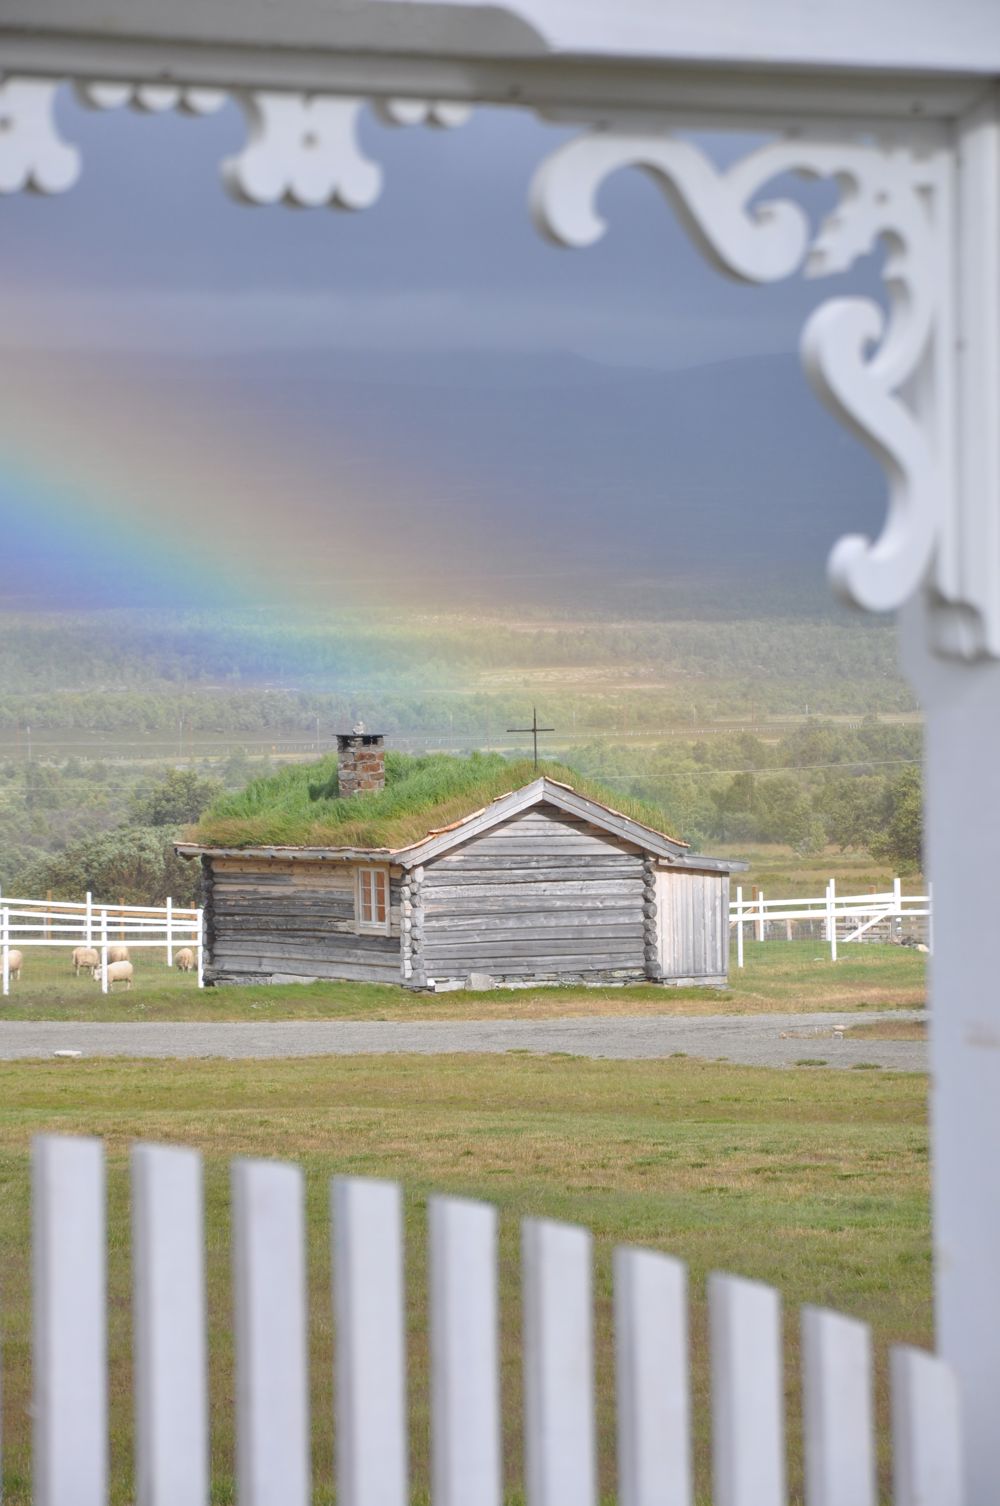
6 0 1000 78
390 776 692 866
664 855 749 874
173 843 394 862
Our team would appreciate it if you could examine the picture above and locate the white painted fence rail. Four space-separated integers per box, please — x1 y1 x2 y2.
730 880 932 966
0 892 204 992
15 1135 964 1505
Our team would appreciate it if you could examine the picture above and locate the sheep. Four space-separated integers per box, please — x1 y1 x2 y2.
73 946 99 976
175 948 195 972
4 949 21 982
92 959 133 991
108 945 130 964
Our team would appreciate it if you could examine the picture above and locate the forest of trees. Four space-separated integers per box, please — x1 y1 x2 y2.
0 717 923 907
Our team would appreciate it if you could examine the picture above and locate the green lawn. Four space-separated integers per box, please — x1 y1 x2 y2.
0 1053 929 1504
0 941 925 1021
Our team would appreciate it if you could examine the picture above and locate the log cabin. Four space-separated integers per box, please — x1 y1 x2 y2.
177 732 746 990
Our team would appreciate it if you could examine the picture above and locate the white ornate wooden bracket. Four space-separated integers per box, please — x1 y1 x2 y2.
530 130 967 650
0 76 80 194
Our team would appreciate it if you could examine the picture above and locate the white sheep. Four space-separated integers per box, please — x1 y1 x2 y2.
4 949 21 982
175 947 195 972
73 946 99 976
108 945 130 964
92 959 133 990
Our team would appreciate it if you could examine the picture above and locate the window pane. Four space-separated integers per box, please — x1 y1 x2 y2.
375 871 387 924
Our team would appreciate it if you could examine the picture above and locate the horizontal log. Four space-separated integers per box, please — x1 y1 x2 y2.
421 907 641 933
423 937 645 960
425 924 644 947
213 937 398 964
444 837 635 857
426 854 642 873
427 956 646 976
212 960 401 984
423 894 639 916
423 880 643 901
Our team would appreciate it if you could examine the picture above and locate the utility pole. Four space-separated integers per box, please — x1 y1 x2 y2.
506 706 555 769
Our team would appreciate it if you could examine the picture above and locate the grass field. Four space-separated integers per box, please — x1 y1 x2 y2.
0 1052 929 1505
0 941 925 1021
715 844 925 900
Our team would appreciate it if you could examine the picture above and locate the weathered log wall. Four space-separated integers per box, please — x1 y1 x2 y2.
204 858 402 985
417 805 647 986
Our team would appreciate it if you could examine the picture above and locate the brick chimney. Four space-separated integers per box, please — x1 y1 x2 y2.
336 723 386 797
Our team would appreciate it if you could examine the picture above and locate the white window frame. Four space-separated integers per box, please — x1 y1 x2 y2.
355 865 391 935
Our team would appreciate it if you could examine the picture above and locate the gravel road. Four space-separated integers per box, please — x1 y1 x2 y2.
0 1011 926 1070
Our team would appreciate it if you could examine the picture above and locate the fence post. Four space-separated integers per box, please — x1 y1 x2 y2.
736 886 744 970
166 896 174 969
45 888 52 941
100 910 109 995
893 876 903 940
119 900 125 943
756 890 765 944
2 903 9 998
85 891 93 947
196 908 204 990
828 880 838 963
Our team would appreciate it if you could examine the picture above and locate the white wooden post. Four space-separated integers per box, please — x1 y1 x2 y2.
100 909 108 995
828 879 838 963
85 890 93 947
894 875 903 941
32 1136 107 1506
735 886 744 970
196 907 204 989
2 904 9 998
755 890 765 943
900 594 1000 1497
166 896 174 968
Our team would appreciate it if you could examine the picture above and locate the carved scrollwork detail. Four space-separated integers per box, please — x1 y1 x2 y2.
0 77 80 195
223 94 381 210
223 92 470 210
531 131 947 620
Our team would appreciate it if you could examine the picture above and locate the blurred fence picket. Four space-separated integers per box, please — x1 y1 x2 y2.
232 1159 310 1506
132 1143 209 1506
21 1133 963 1506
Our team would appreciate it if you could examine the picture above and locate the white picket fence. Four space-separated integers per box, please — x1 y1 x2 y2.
0 891 204 993
730 879 932 966
21 1133 962 1506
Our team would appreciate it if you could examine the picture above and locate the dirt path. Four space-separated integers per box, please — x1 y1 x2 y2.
0 1011 927 1069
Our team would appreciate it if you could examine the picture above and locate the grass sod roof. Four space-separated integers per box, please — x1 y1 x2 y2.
189 750 687 853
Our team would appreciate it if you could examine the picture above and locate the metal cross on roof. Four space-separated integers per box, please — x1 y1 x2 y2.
506 706 555 769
